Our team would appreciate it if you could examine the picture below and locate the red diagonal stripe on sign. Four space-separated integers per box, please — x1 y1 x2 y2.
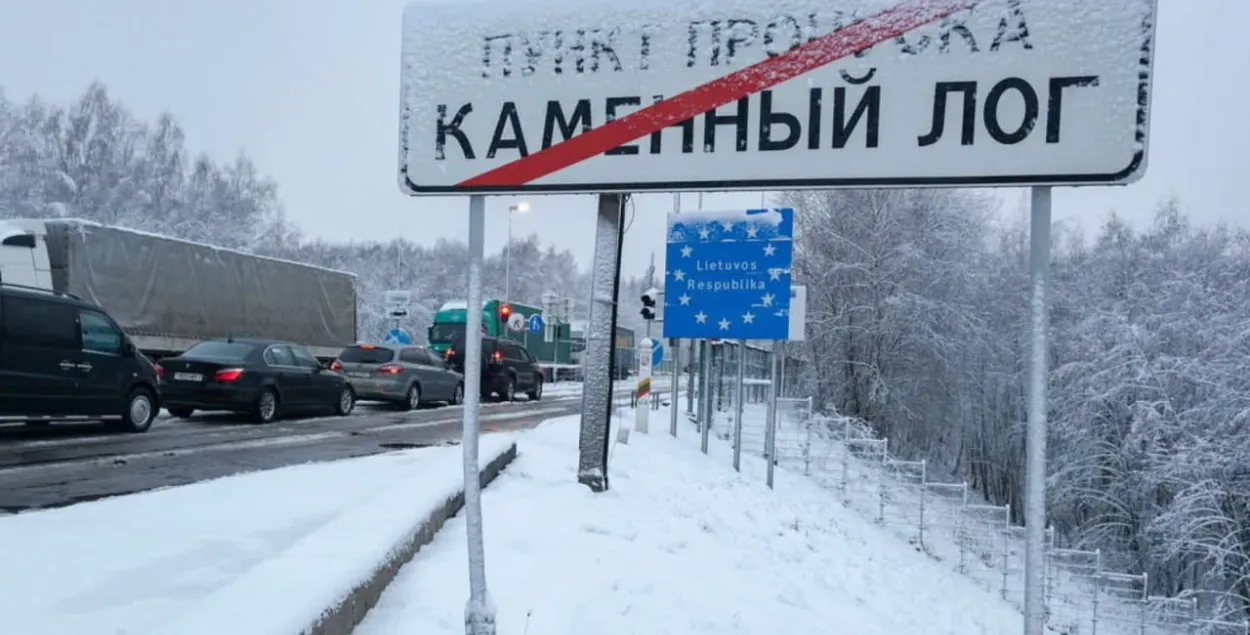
457 0 972 188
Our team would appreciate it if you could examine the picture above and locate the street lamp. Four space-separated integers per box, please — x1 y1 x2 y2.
505 201 530 301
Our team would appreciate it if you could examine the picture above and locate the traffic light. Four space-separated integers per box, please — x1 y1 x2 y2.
640 288 661 321
499 303 512 319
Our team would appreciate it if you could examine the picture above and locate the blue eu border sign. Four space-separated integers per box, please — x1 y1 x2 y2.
661 208 793 340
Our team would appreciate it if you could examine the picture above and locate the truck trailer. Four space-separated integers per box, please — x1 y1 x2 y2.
0 218 357 360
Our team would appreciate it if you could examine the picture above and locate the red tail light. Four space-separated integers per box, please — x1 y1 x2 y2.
491 351 502 362
376 363 403 375
329 360 343 372
156 365 166 378
215 368 245 382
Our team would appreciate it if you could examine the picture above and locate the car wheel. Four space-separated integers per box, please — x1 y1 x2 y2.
167 406 194 418
118 387 157 433
527 378 543 401
252 388 279 424
502 376 516 402
334 386 355 416
452 383 464 405
404 383 421 411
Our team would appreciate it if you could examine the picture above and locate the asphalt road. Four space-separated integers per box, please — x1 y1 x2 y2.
0 383 661 513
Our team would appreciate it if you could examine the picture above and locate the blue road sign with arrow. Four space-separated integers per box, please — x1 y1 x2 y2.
382 327 414 346
662 207 794 341
649 338 664 367
528 314 544 333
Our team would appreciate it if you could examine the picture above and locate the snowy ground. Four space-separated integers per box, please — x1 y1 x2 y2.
0 435 516 635
354 407 1027 635
711 400 1241 635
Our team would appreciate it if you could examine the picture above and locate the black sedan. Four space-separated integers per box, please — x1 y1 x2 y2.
157 337 356 424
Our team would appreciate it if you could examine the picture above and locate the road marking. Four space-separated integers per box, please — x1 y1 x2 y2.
0 407 573 475
363 407 570 434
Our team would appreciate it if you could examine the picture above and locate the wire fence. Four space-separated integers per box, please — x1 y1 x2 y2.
721 403 1250 635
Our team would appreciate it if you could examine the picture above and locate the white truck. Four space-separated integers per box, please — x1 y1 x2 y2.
0 218 357 360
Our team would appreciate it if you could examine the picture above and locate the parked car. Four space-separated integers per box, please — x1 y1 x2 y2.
157 337 355 423
444 336 543 402
331 343 464 409
0 281 161 432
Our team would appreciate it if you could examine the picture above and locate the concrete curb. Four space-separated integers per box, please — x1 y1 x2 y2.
303 442 519 635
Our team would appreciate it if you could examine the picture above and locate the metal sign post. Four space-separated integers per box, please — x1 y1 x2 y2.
576 193 627 493
733 339 746 472
699 341 712 454
669 337 681 437
460 195 493 635
686 339 696 415
765 340 780 489
1023 186 1053 635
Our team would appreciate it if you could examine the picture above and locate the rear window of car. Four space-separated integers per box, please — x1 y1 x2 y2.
339 346 395 364
184 340 255 359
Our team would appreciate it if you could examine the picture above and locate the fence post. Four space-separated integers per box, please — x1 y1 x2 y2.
877 439 889 524
840 418 851 500
1139 572 1149 635
958 483 969 574
1001 505 1011 600
1092 549 1102 635
802 417 813 477
1044 526 1055 625
918 460 927 549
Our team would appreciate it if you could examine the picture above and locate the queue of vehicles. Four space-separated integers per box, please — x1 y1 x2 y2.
0 282 550 429
0 219 554 433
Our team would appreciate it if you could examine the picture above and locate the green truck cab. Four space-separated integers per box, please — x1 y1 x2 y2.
428 299 574 365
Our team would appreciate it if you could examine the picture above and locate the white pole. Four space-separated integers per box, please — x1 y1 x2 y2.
765 340 780 489
670 338 681 437
699 341 711 454
733 339 746 471
1023 186 1052 635
462 195 495 635
635 338 652 433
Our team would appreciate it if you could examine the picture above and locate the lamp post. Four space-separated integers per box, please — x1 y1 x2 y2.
505 201 530 301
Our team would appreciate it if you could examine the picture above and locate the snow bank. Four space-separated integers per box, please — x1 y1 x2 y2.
355 413 1026 635
0 435 516 635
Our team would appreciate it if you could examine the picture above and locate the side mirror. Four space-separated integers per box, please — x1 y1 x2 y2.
122 340 136 356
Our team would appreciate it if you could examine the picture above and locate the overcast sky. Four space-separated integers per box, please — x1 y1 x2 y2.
0 0 1244 277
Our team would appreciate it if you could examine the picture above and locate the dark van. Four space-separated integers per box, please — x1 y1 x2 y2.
0 282 161 432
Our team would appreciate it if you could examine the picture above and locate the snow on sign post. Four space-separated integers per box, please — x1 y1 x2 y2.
398 0 1157 193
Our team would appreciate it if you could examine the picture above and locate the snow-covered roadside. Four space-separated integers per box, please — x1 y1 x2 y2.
354 411 1026 635
0 435 516 635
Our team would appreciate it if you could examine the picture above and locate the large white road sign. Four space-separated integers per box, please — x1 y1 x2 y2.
398 0 1158 195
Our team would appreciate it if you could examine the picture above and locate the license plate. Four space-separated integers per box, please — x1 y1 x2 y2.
173 372 203 382
348 372 371 379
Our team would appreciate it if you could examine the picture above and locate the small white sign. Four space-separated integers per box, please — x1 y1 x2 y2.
398 0 1158 195
787 285 807 342
507 313 527 331
384 290 412 310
